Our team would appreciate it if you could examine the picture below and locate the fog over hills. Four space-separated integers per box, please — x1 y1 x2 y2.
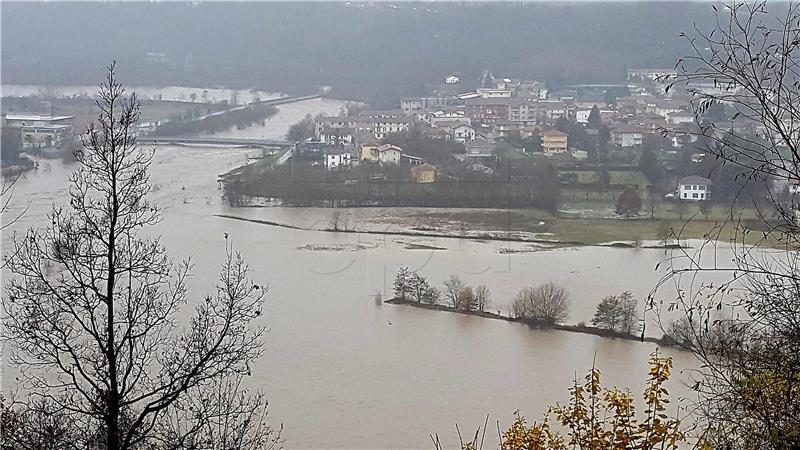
2 2 713 104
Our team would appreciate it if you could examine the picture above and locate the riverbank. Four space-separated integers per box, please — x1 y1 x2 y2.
215 213 693 249
385 298 679 348
215 212 696 250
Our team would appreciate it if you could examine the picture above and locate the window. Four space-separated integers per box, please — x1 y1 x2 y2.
699 185 706 190
693 193 698 198
683 193 688 198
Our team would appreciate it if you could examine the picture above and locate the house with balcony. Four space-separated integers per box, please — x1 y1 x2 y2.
542 129 568 155
610 124 645 147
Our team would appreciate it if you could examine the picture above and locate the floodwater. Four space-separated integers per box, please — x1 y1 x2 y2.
1 84 281 105
3 98 713 448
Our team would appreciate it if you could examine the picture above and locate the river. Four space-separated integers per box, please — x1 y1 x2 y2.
2 97 707 448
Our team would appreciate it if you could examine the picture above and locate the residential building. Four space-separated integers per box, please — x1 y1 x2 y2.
324 147 355 170
520 126 539 140
667 111 695 125
542 129 568 155
445 75 460 84
465 138 498 160
610 125 645 147
360 143 403 165
575 109 592 124
452 124 476 143
464 98 510 124
400 97 448 115
429 111 471 129
371 117 411 139
536 101 570 125
646 99 685 118
493 121 522 138
476 88 512 99
508 98 536 123
317 126 355 145
419 126 451 141
677 175 712 201
317 112 411 142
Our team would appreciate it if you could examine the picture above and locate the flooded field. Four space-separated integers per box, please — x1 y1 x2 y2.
2 98 709 448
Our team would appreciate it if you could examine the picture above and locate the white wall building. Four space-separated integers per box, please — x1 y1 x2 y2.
325 149 354 169
452 124 476 143
678 175 713 201
575 109 592 124
476 88 512 99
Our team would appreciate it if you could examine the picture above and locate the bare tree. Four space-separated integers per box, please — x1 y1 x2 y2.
512 282 570 324
474 285 491 312
456 286 476 311
2 64 272 450
328 210 349 231
651 3 800 446
443 274 465 308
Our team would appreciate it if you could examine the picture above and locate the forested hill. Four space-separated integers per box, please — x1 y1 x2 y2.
2 2 714 105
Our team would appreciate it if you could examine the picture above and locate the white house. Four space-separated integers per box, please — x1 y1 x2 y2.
324 148 355 170
611 125 645 147
575 109 592 124
678 175 713 201
445 75 460 84
667 111 695 125
452 124 476 143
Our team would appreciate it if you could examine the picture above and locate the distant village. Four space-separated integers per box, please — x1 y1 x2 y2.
2 67 785 209
286 68 751 204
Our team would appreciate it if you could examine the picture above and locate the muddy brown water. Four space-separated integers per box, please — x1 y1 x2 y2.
2 98 738 448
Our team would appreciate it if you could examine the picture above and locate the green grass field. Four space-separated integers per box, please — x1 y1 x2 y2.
397 206 773 246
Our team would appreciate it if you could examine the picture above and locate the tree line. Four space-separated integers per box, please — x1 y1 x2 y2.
151 102 278 137
226 160 561 212
392 269 641 336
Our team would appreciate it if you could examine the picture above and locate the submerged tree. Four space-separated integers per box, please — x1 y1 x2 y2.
511 282 570 325
2 64 275 450
652 2 800 446
592 291 638 334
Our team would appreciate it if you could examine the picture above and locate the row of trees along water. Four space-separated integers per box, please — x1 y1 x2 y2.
150 101 278 136
227 159 561 212
391 268 641 336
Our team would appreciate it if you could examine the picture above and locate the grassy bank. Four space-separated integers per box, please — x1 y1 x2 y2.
215 207 770 248
379 207 770 246
385 298 678 348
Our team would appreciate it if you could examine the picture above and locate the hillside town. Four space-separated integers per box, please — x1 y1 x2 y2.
241 67 773 214
0 67 784 218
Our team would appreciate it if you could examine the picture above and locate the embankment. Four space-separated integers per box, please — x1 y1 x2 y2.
384 298 680 348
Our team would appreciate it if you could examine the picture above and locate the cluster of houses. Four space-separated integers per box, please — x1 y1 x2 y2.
301 69 737 168
295 69 764 200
